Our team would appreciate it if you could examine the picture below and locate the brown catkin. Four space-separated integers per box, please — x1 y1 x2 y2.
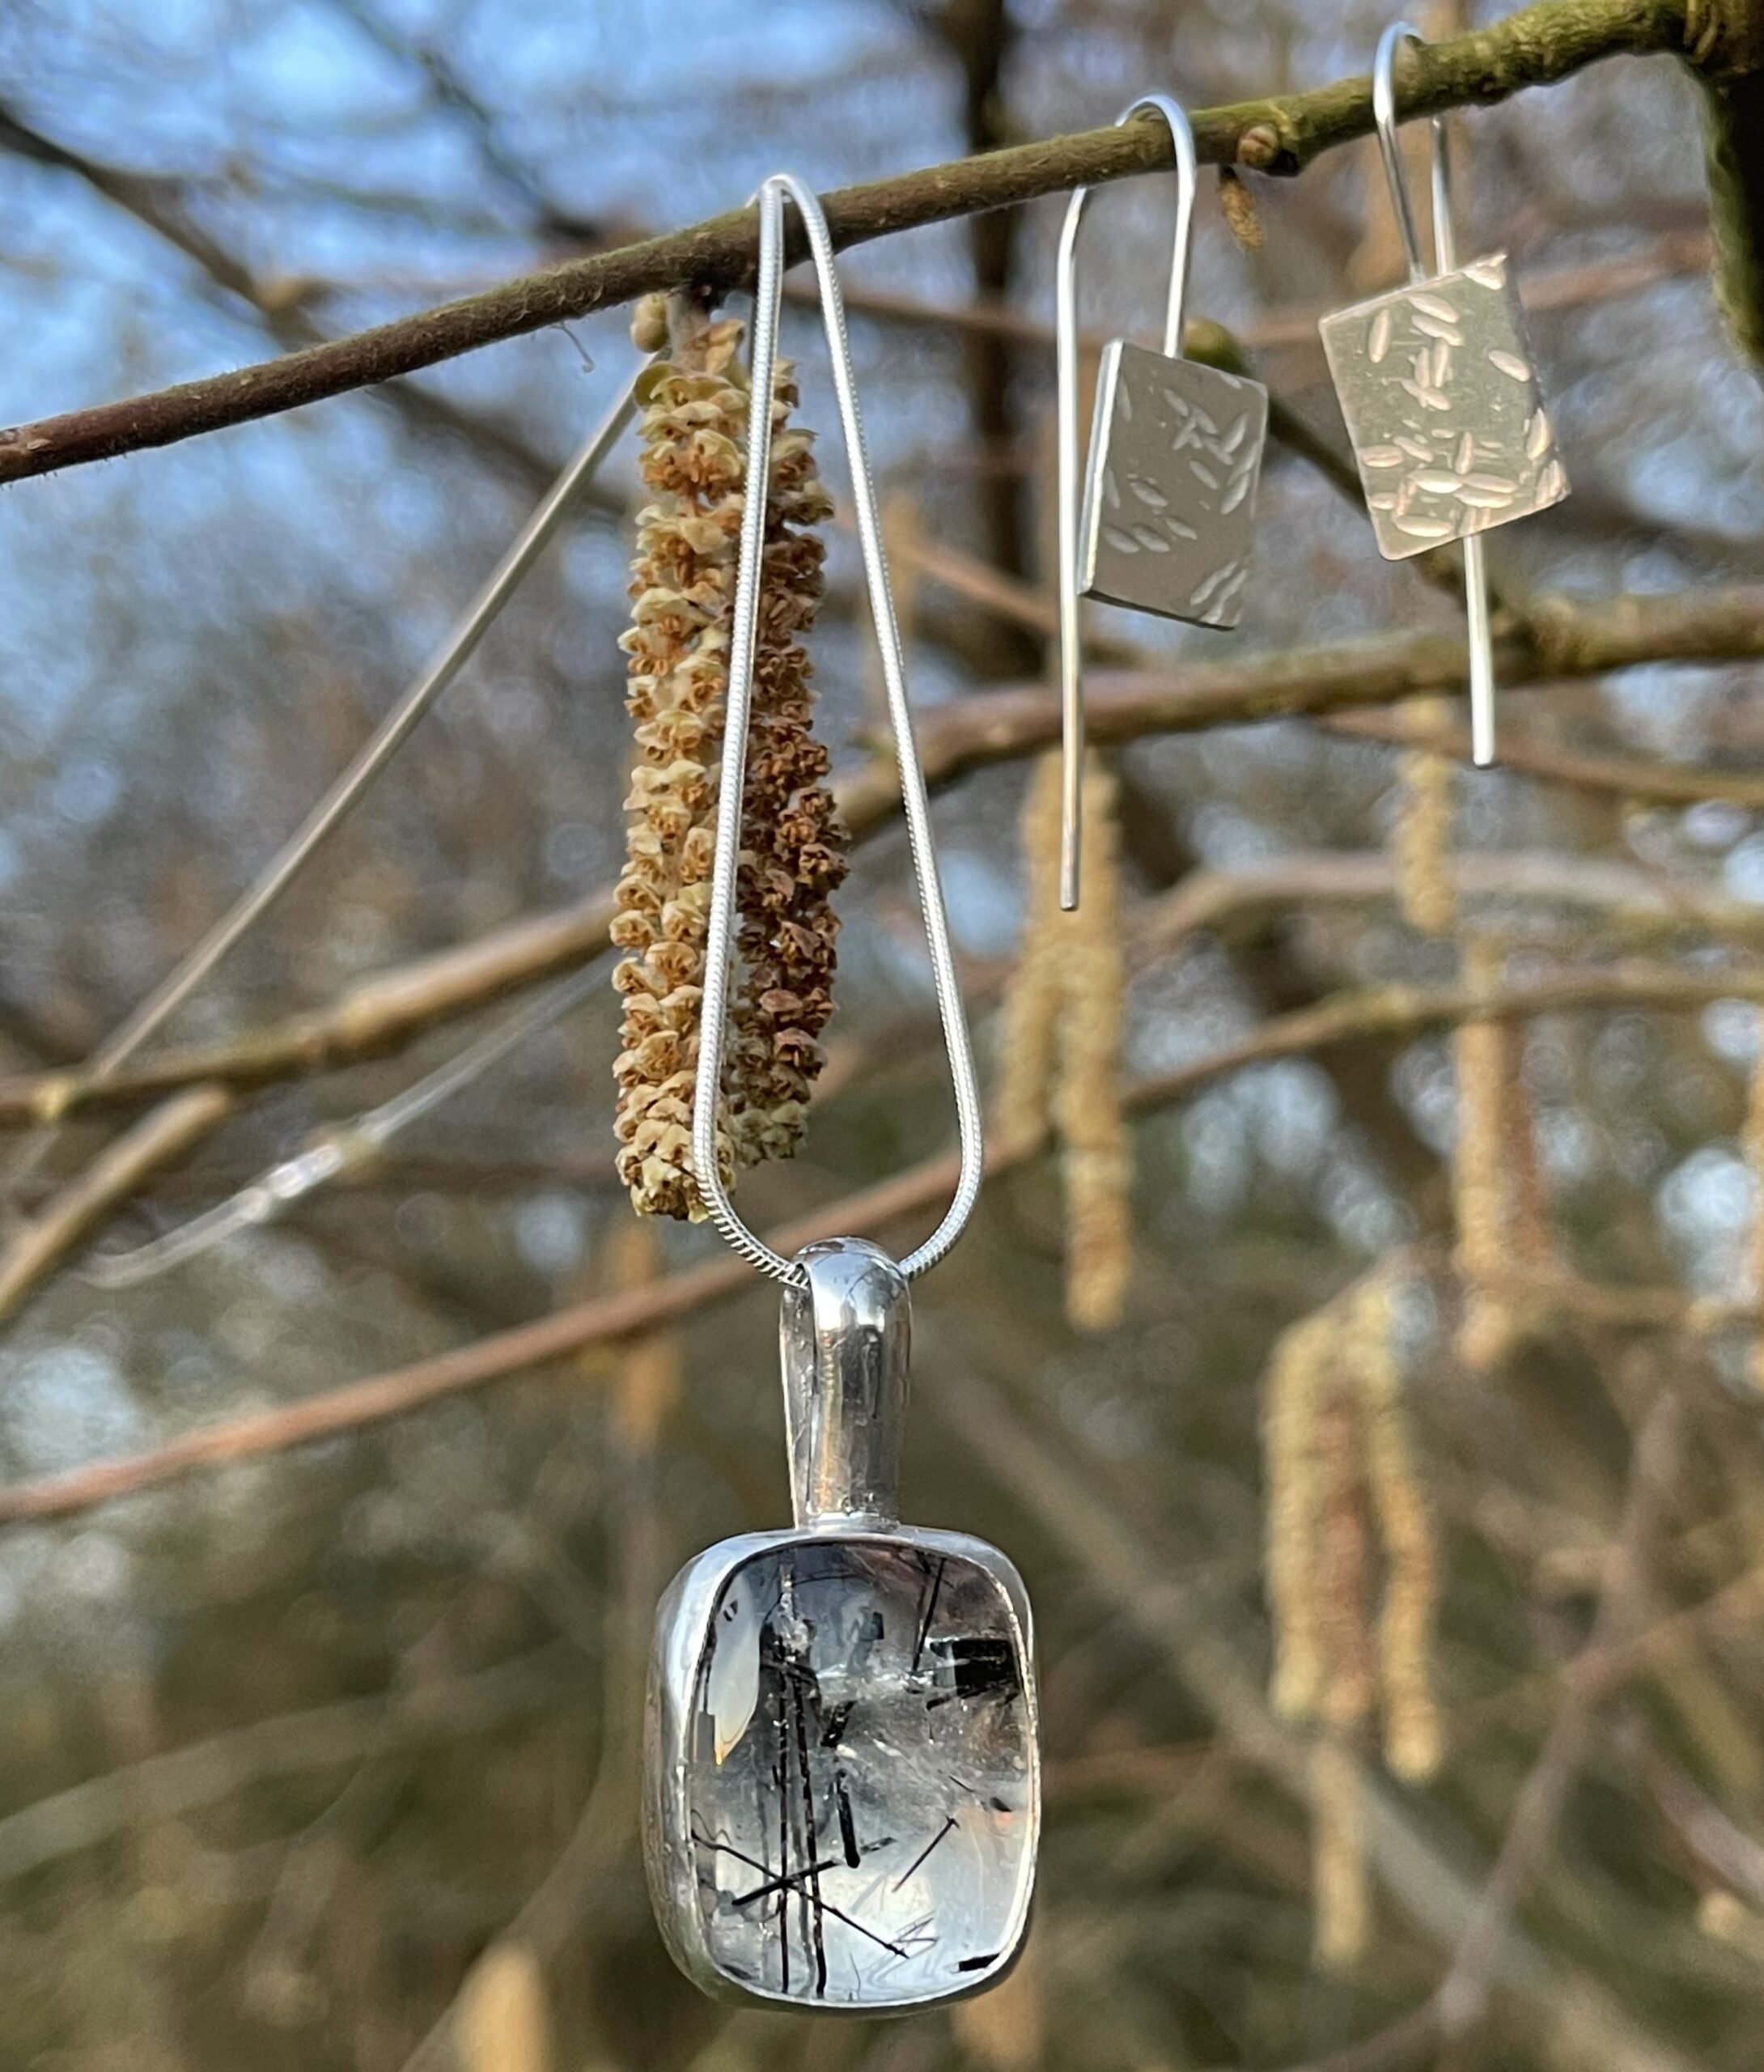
1217 167 1265 251
1313 1365 1376 1734
726 391 846 1170
456 1942 552 2072
1263 1264 1442 1964
1311 1737 1370 1971
1391 697 1457 935
611 295 845 1218
1265 1304 1335 1722
1351 1276 1444 1781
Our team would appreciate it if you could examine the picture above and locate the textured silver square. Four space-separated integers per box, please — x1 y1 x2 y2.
1319 251 1568 562
1078 341 1267 629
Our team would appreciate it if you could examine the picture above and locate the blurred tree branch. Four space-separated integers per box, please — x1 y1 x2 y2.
2 583 1761 1129
0 0 1737 483
0 1086 235 1324
1435 1386 1687 2037
931 1355 1703 2072
0 98 578 493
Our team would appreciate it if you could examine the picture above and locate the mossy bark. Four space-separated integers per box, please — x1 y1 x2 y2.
1691 0 1764 364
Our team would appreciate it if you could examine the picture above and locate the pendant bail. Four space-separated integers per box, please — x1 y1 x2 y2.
779 1237 910 1529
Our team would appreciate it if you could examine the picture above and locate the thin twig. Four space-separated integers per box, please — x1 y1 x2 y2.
1435 1387 1687 2036
0 957 1754 1524
0 1087 236 1323
0 1644 573 1882
0 0 1714 483
5 583 1764 1129
1324 704 1764 809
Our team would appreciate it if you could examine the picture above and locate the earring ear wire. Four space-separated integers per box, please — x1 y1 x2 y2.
1321 20 1570 770
1055 96 1269 911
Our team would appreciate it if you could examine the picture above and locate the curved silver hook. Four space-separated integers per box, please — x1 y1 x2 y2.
693 172 986 1288
1372 20 1455 282
1372 21 1495 767
1056 93 1197 911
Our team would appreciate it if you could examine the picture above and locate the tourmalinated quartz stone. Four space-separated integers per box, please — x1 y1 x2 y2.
1319 252 1568 562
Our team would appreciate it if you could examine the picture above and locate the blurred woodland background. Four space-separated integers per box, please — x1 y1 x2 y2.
2 0 1764 2067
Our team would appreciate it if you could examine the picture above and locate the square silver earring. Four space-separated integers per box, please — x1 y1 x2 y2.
1319 20 1569 765
1057 92 1268 907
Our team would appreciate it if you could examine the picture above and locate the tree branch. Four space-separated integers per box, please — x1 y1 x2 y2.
0 0 1708 484
2 953 1759 1524
0 1086 235 1323
1435 1388 1687 2038
1686 0 1764 359
0 1644 572 1883
0 99 570 491
2 582 1759 1127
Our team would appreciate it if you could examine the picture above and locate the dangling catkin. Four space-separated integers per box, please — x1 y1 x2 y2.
1262 1263 1444 1964
1055 756 1130 1331
1350 1275 1442 1781
995 752 1132 1328
1265 1302 1334 1722
1313 1361 1376 1737
612 293 846 1219
456 1942 552 2072
1391 696 1456 936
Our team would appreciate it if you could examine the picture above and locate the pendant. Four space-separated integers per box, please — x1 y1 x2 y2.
644 1236 1040 2011
1319 250 1567 561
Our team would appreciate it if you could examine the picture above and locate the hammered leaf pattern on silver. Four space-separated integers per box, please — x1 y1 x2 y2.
1319 252 1568 563
1078 342 1268 629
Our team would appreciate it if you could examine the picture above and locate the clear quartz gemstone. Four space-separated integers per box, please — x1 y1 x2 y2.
682 1538 1033 2007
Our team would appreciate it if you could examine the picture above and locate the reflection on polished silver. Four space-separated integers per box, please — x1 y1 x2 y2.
692 174 984 1288
1056 92 1269 909
645 1237 1039 2012
782 1238 914 1527
1318 23 1568 768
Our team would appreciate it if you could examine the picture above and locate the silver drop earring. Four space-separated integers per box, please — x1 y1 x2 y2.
643 172 1039 2015
1057 92 1270 908
1320 20 1570 766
